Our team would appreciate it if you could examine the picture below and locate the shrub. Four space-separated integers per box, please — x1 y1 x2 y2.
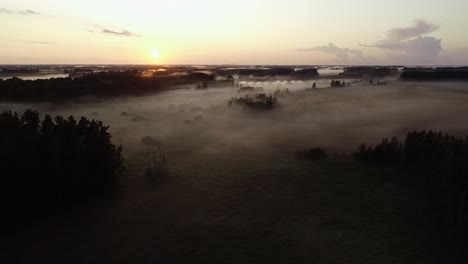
141 136 160 146
144 144 167 183
296 148 327 160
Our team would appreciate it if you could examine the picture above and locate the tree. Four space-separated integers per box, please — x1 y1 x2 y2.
0 109 124 230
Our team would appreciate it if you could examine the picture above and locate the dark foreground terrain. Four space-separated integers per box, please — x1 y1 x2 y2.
2 152 460 264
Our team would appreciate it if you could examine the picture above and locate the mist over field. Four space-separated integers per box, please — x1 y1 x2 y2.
3 80 468 158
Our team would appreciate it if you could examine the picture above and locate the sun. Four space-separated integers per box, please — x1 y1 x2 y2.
151 49 161 59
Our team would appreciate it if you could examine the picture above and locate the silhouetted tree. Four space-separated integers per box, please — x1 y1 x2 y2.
0 109 124 230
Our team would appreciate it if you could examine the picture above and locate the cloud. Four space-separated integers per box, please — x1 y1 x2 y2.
387 19 439 41
0 8 12 14
364 20 442 63
88 25 141 37
296 43 364 62
403 36 442 61
0 8 42 16
101 28 140 37
18 9 41 16
384 37 442 63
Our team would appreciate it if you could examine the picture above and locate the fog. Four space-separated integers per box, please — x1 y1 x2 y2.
2 79 468 169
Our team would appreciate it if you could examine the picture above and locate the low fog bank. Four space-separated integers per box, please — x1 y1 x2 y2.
2 80 468 163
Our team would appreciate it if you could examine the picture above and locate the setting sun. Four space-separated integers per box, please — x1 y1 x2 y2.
151 49 161 59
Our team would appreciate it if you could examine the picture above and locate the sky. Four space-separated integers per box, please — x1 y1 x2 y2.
0 0 467 65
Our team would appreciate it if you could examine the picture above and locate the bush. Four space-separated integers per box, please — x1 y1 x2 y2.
144 144 167 183
0 109 123 226
296 148 327 160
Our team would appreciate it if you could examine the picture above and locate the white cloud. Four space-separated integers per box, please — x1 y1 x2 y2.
364 20 442 64
387 19 439 41
296 43 364 62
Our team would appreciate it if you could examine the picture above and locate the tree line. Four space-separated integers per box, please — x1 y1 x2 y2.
0 70 215 102
355 130 468 244
0 109 123 231
400 67 468 81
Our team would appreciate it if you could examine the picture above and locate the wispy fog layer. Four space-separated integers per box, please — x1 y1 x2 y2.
2 81 468 161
